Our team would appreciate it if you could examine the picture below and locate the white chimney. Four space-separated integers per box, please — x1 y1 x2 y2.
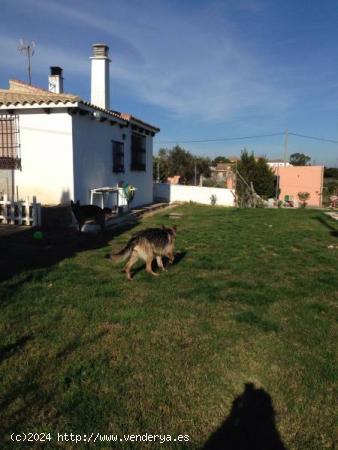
90 43 111 110
48 66 64 93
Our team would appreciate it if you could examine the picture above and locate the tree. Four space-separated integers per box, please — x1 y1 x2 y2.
153 149 170 182
289 153 311 166
195 156 211 180
212 156 230 165
153 146 211 184
324 167 338 179
168 146 195 183
237 149 276 205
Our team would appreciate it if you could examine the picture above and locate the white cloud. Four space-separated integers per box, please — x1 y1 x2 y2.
1 0 293 121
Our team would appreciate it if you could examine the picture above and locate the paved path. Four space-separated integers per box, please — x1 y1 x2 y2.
325 211 338 221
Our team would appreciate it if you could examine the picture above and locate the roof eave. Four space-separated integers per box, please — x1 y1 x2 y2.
78 102 128 126
130 120 160 134
0 101 79 110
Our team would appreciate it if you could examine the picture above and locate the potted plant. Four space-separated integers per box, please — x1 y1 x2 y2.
297 192 310 208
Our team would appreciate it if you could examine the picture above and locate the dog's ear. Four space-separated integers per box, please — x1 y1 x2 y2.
161 224 166 230
70 200 74 206
76 200 80 206
172 225 177 234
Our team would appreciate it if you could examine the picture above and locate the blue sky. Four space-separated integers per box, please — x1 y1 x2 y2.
1 0 338 165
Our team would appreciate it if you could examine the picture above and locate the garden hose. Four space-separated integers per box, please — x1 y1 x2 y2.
122 183 136 204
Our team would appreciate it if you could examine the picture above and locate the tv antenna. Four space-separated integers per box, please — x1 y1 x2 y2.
17 40 36 85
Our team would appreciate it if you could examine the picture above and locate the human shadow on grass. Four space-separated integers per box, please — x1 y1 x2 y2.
315 216 338 238
0 221 138 285
202 383 287 450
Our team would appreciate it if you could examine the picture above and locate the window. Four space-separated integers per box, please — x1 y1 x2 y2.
131 133 146 171
0 115 21 170
112 140 124 173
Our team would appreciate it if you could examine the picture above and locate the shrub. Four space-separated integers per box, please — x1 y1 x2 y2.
203 179 225 188
210 194 217 206
237 149 276 207
298 192 310 208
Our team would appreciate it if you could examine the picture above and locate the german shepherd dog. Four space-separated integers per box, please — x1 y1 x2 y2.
109 225 177 280
70 200 111 232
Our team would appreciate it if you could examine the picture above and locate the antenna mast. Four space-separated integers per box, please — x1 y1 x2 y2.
283 128 288 166
17 40 36 85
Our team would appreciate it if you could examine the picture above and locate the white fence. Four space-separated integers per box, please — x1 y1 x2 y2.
154 183 235 207
0 194 41 226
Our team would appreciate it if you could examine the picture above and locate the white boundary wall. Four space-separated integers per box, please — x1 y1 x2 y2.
154 183 235 206
0 194 41 226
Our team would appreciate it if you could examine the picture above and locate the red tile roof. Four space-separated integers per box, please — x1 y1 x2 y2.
120 113 160 133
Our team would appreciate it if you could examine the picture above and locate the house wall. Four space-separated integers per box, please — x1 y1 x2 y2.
274 166 324 207
14 109 74 204
154 183 235 206
0 170 13 199
72 114 153 207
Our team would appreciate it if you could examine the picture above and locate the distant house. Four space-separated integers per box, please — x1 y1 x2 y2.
227 156 240 163
267 160 292 168
0 44 160 207
167 175 181 185
273 165 324 207
210 162 236 189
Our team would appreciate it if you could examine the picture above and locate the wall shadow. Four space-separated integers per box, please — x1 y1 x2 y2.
60 189 71 205
202 383 287 450
0 329 109 446
0 221 138 285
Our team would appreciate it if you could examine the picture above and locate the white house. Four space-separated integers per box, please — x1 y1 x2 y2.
0 43 160 207
267 160 292 168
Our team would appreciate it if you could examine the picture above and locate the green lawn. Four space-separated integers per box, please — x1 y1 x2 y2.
1 205 337 449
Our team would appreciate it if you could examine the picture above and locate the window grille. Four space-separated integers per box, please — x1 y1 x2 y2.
0 115 21 170
113 141 125 173
131 133 146 171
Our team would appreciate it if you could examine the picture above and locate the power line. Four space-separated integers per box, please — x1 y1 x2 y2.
288 132 338 144
154 132 284 144
154 131 338 145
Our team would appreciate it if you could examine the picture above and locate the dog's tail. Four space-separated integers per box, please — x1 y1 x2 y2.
107 239 135 262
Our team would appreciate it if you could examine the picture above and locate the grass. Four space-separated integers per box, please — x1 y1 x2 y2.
0 205 337 449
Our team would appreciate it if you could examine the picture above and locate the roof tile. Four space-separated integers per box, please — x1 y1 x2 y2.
0 79 160 132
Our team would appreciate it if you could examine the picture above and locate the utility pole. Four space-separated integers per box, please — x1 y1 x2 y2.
283 129 288 166
18 40 36 85
194 161 197 186
275 162 280 203
157 161 160 182
235 160 238 207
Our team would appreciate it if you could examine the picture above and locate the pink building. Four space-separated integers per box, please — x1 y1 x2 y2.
167 175 181 184
274 166 324 207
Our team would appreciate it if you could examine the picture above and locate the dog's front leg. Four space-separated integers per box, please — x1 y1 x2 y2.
146 258 159 276
156 256 167 271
